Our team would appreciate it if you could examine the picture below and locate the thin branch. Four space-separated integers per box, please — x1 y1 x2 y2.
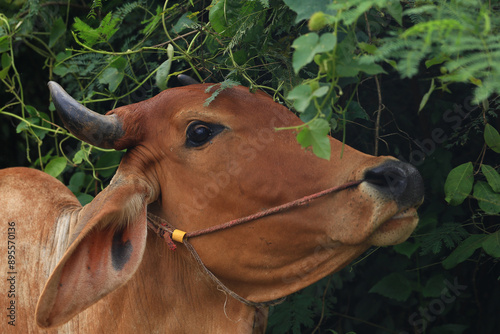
364 12 384 156
311 276 332 334
373 74 384 156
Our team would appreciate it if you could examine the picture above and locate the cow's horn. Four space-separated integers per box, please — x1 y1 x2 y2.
48 81 124 149
177 74 200 86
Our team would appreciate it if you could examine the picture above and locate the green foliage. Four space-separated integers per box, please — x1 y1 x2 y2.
442 124 500 269
203 79 241 106
474 181 500 214
367 0 500 104
482 230 500 257
156 44 174 91
73 13 121 48
1 0 500 333
444 162 473 205
291 32 336 73
442 234 486 269
482 164 500 192
268 293 318 334
419 223 469 256
44 156 67 178
484 123 500 153
88 0 104 19
369 272 413 301
296 118 331 160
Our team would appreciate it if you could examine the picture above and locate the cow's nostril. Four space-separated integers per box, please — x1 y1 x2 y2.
365 165 408 198
364 160 424 208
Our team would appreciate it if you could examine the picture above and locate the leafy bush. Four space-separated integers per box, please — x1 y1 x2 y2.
1 0 499 333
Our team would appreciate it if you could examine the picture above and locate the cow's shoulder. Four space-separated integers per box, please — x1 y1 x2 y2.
0 167 80 212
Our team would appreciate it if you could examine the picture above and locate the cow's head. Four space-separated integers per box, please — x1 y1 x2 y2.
36 81 424 328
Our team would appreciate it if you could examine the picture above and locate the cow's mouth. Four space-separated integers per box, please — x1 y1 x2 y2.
383 207 418 230
369 207 419 246
391 207 416 219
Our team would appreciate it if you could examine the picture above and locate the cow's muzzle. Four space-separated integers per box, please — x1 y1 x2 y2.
364 160 424 209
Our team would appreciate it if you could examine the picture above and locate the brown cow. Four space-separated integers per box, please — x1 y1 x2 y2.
0 81 424 333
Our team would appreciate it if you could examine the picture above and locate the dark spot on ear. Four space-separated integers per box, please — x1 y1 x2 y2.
111 229 133 271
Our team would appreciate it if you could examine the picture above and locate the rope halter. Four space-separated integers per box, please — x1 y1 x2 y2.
147 179 363 308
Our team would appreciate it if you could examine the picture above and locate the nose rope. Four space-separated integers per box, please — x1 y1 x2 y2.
148 179 363 245
146 179 363 308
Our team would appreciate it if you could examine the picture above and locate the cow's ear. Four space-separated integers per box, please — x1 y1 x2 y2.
36 174 151 328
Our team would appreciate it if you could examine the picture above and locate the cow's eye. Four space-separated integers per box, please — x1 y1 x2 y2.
186 121 224 147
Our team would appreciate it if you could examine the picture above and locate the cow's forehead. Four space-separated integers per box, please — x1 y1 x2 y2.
118 84 303 170
138 84 283 123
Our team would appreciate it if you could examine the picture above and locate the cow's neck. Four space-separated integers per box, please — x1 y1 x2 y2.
100 233 268 333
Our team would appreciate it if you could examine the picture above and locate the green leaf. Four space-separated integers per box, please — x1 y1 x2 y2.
336 60 385 77
73 17 100 47
312 85 329 98
109 56 127 71
49 17 66 48
386 0 403 26
53 61 73 77
73 149 86 164
444 162 473 206
208 0 264 38
419 78 435 112
142 6 162 35
16 121 28 134
97 13 121 42
287 82 331 117
76 192 94 206
204 79 241 106
292 33 320 72
296 118 331 160
481 164 500 192
393 240 420 259
422 274 446 297
156 59 172 91
15 115 49 140
288 84 313 112
156 44 174 91
473 79 496 105
25 105 39 117
256 0 269 7
96 151 123 177
0 36 10 53
208 0 228 34
172 12 197 34
283 0 333 22
442 234 485 269
482 231 500 258
292 33 336 73
73 12 120 47
44 157 67 178
369 273 413 302
484 123 500 153
425 54 449 68
99 67 124 92
346 101 369 121
358 42 377 54
68 172 86 193
287 84 330 117
473 181 500 214
0 52 12 80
